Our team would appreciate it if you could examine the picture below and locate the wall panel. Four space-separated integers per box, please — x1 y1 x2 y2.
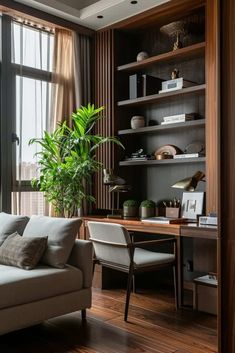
94 29 116 210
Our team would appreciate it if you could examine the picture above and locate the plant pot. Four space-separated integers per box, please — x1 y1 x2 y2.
140 207 155 219
123 206 137 218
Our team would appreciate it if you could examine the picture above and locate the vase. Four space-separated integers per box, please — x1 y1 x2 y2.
131 116 145 129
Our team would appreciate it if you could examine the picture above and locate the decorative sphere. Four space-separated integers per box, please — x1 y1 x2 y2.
136 51 149 62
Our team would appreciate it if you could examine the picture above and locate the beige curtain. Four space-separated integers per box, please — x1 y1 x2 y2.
50 29 91 216
51 28 91 128
51 29 79 129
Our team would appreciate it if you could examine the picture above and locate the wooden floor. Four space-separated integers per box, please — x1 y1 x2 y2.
0 287 217 353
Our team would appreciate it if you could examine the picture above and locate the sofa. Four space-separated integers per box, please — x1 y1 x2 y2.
0 213 93 335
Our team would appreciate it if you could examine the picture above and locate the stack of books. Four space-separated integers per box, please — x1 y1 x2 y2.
141 217 188 224
161 113 196 125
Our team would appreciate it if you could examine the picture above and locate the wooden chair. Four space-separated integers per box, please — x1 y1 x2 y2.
88 221 178 321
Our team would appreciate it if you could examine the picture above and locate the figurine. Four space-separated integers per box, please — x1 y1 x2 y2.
171 68 179 80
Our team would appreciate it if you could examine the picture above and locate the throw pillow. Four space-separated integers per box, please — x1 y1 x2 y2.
0 212 29 246
22 216 81 268
0 232 48 270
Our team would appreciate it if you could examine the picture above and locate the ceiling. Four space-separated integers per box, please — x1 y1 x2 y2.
14 0 171 30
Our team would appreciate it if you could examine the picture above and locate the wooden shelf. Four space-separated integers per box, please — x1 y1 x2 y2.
119 157 206 166
117 42 205 72
118 119 205 136
117 84 206 107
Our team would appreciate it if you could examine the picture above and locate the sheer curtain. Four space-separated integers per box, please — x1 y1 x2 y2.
11 20 54 216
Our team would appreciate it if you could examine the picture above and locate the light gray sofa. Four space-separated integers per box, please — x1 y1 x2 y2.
0 213 93 335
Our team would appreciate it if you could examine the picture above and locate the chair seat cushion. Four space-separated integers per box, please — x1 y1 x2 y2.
134 248 175 268
0 264 83 310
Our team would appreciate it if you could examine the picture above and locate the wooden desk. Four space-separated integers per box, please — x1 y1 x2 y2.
81 216 218 308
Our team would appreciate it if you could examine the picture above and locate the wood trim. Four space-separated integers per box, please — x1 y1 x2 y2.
0 0 94 36
205 0 220 215
221 0 235 352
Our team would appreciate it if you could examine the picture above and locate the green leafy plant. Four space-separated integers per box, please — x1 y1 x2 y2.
29 104 123 217
123 199 138 207
140 200 155 208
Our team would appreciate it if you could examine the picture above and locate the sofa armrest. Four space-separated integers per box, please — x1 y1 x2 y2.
68 239 93 288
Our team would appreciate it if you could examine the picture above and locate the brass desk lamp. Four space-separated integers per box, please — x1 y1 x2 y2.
171 171 205 191
103 169 131 218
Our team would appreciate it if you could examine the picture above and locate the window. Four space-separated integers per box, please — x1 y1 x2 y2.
0 16 55 216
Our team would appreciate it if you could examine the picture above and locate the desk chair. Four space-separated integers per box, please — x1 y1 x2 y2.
88 221 178 321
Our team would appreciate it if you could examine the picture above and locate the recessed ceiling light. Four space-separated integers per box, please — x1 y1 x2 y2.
131 1 138 4
97 15 103 19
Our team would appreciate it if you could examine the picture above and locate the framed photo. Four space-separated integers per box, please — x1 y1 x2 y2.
181 192 204 220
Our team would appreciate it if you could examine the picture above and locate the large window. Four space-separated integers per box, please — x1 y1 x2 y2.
1 15 55 216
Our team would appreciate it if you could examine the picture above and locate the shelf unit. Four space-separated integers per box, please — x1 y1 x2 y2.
94 0 218 215
117 84 206 107
117 42 205 72
119 157 206 166
114 7 207 208
118 119 205 136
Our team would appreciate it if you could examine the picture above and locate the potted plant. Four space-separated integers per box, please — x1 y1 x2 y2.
139 200 155 219
29 104 123 218
123 199 139 218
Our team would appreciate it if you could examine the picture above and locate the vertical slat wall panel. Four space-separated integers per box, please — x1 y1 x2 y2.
94 29 115 210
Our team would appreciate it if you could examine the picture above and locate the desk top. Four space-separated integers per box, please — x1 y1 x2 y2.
82 216 218 239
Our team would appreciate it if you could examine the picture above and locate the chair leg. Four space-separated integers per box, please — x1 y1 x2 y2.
132 274 136 293
173 265 179 310
124 265 134 321
81 309 86 321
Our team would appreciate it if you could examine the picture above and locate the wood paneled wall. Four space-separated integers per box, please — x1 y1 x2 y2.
221 0 235 352
94 29 116 210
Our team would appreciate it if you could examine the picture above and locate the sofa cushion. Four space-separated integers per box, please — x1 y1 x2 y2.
23 216 81 268
0 264 83 310
0 233 47 270
0 213 29 246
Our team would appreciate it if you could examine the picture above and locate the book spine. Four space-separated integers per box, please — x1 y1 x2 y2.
173 153 202 159
163 114 194 122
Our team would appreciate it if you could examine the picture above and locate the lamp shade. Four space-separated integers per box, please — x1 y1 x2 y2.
171 171 205 191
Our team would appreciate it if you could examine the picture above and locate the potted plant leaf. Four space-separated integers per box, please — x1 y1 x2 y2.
123 199 139 218
139 200 155 219
29 104 123 218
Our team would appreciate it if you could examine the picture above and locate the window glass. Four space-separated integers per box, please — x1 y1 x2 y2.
12 22 54 71
15 75 52 180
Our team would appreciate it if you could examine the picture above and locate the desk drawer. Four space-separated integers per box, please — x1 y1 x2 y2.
193 283 217 315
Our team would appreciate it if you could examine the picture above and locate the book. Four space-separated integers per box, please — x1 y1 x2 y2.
161 120 193 125
141 217 188 224
163 113 196 122
173 153 205 159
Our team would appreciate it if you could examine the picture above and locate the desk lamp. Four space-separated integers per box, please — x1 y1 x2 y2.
103 169 131 218
171 171 205 191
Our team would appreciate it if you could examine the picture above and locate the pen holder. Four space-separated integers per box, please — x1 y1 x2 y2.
165 207 180 218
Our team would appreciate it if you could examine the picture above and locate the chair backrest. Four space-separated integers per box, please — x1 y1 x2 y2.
87 221 132 267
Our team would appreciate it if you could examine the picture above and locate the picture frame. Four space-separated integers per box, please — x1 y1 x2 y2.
181 192 204 220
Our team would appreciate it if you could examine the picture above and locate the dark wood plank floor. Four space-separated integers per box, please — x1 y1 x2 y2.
0 288 217 353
